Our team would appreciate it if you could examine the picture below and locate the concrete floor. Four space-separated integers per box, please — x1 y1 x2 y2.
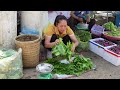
22 50 120 79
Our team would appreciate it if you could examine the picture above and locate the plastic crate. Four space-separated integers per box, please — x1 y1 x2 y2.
89 38 116 57
104 46 120 66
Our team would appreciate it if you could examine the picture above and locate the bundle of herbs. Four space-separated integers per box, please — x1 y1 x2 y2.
103 22 120 37
75 30 92 52
52 38 74 61
45 55 94 76
103 22 117 31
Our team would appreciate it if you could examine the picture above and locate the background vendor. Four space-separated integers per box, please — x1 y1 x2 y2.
68 11 91 30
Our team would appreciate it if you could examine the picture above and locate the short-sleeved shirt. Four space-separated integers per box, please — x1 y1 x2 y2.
44 24 74 38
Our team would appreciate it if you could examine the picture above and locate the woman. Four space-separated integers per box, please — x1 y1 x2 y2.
42 15 79 58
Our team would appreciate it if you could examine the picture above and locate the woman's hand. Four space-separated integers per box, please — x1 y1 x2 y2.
69 34 79 52
71 44 75 52
54 39 60 45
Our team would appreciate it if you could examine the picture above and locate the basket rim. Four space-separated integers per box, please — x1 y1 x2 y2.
103 33 120 40
15 34 40 43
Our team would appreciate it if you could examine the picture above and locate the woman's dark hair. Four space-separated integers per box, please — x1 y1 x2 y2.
54 15 68 26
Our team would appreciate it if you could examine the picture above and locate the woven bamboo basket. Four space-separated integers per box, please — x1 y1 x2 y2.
15 34 40 68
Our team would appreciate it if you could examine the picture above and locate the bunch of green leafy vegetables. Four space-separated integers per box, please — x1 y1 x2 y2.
103 22 120 37
45 55 94 76
75 30 92 42
52 38 73 61
106 30 120 37
105 27 120 37
75 30 91 52
76 41 89 52
103 22 117 31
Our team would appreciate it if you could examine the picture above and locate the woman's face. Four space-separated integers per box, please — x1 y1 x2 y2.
57 20 67 34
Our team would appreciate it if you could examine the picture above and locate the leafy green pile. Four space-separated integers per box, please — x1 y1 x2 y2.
103 22 120 37
75 30 92 42
45 55 94 76
52 38 73 61
103 22 117 31
106 30 120 37
75 31 92 52
76 42 89 52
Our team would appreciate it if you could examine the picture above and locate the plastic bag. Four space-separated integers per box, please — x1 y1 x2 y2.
53 74 75 79
91 24 105 36
21 27 39 35
60 59 70 64
0 48 23 79
76 23 88 30
0 49 16 59
60 57 75 64
0 74 7 79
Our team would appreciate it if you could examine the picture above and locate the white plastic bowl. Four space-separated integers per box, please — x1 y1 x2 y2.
36 63 54 74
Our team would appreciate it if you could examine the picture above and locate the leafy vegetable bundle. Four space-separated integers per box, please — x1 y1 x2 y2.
103 22 120 37
75 30 92 42
45 55 94 76
52 38 73 61
103 22 117 31
75 30 92 52
106 30 120 37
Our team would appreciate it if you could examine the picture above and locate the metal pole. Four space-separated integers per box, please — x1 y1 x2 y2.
107 11 108 22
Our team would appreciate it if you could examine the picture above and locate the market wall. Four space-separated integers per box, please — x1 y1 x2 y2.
21 11 48 39
0 11 17 49
0 11 48 49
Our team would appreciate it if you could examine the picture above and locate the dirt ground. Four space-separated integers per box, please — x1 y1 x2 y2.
22 50 120 79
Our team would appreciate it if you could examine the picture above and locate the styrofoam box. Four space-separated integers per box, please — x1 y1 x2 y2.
89 38 117 57
103 46 120 66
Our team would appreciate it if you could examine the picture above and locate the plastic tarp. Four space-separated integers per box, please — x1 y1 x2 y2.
21 27 39 35
0 48 23 79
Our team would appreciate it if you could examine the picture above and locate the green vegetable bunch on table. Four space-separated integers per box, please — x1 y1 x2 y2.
52 38 74 61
